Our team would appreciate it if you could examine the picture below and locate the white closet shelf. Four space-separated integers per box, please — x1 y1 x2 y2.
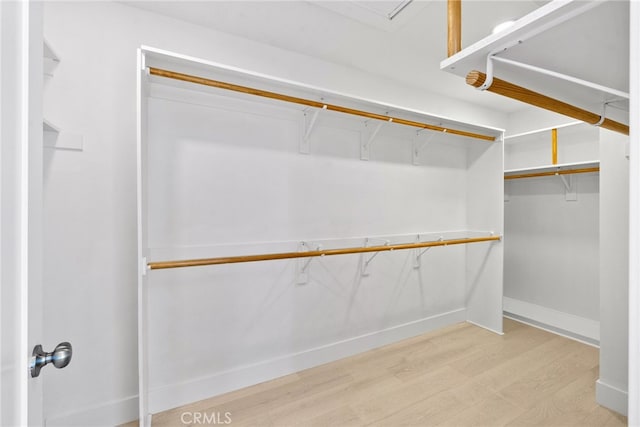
504 121 583 140
440 0 629 131
43 119 59 133
504 160 599 180
142 46 503 150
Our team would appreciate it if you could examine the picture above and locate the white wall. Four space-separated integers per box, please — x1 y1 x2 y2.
505 124 600 170
465 141 504 333
597 128 629 415
42 2 507 425
503 123 600 343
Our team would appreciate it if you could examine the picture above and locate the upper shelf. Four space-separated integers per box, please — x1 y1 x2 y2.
440 0 629 123
142 47 503 147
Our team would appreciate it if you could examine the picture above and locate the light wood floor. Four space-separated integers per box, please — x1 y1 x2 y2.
138 319 627 426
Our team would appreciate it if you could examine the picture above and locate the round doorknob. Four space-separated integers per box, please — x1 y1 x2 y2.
51 342 72 369
31 342 72 378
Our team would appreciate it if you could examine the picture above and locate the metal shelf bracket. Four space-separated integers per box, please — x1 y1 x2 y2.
412 130 438 165
361 237 390 276
361 118 393 160
296 242 322 284
557 173 577 201
414 236 443 269
300 105 327 154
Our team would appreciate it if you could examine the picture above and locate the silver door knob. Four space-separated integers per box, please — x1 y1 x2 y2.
30 342 72 378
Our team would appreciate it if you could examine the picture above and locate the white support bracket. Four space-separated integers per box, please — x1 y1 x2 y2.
361 237 390 276
412 131 438 165
413 236 443 269
300 105 327 154
296 242 322 284
557 173 577 201
476 46 515 91
141 257 149 276
593 102 610 127
361 118 393 160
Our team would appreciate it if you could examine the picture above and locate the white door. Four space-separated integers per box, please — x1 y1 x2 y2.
0 2 56 425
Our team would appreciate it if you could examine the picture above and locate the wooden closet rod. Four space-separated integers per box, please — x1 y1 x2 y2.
148 67 496 142
147 235 500 270
504 167 600 180
466 70 629 136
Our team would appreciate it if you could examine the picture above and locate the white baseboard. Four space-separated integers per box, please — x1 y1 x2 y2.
596 379 628 416
45 395 138 427
503 297 599 346
466 319 504 336
148 308 467 414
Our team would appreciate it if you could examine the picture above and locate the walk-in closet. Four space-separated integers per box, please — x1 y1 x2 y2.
1 0 637 426
138 47 503 420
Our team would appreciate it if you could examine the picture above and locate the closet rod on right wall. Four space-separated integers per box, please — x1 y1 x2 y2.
466 70 629 136
504 167 600 180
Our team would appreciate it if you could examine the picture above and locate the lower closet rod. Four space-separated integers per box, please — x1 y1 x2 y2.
147 235 501 270
504 167 600 180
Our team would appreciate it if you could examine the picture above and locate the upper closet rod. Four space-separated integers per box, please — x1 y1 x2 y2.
148 67 496 142
466 70 629 136
147 235 500 270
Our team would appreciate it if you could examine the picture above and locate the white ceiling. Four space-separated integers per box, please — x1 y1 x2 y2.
126 0 548 113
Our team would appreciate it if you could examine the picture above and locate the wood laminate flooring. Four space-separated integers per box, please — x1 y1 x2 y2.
131 318 627 426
